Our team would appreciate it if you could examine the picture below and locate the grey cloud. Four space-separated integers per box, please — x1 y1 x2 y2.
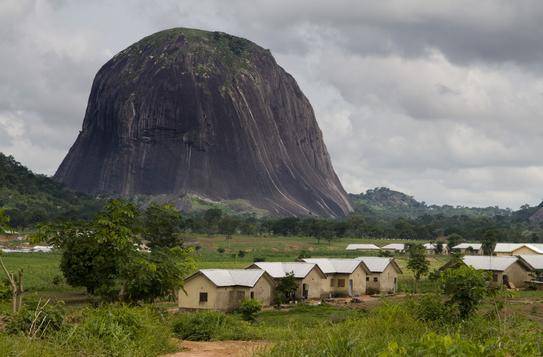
2 0 543 208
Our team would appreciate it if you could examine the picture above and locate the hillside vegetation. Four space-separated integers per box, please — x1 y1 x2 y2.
0 153 103 227
349 187 511 219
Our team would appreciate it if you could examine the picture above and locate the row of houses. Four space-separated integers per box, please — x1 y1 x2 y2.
346 243 449 254
178 257 403 311
449 243 543 256
442 255 543 289
347 242 543 256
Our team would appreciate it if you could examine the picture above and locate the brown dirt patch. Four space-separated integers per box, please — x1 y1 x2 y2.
165 340 270 357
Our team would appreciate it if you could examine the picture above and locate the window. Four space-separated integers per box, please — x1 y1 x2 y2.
330 279 335 287
373 277 378 282
366 277 369 281
250 291 255 299
338 279 345 287
199 292 208 303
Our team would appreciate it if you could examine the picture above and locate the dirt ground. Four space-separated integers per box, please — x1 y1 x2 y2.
165 340 270 357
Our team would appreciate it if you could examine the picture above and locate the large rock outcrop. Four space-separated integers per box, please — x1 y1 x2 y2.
55 28 352 217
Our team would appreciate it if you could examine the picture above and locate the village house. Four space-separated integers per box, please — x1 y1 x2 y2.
356 256 402 294
302 258 368 297
493 243 543 256
423 243 448 255
345 243 381 252
443 256 532 289
247 262 327 299
381 243 405 253
178 269 275 311
452 243 483 255
518 255 543 287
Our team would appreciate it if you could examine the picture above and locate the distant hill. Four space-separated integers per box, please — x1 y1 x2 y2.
349 187 511 219
0 153 103 227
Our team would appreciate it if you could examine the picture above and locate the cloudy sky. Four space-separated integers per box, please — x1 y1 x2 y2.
2 0 543 209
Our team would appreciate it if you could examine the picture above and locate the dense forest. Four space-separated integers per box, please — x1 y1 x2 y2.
2 152 543 243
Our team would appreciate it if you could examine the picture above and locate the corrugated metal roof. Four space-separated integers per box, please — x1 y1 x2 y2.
346 244 381 251
355 256 393 272
453 243 482 250
302 258 364 274
199 269 265 287
493 243 543 254
518 255 543 270
381 243 405 251
423 243 436 249
251 262 316 278
462 256 518 271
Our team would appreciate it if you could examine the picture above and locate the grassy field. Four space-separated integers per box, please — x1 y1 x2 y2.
0 234 445 297
0 234 542 356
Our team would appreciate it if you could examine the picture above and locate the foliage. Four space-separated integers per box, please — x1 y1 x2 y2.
411 294 456 325
237 299 262 321
142 203 183 248
447 233 463 251
482 229 498 255
64 305 174 356
0 208 10 233
37 200 140 295
349 187 511 220
0 153 103 227
120 247 196 303
5 299 65 337
440 265 489 319
172 311 255 341
407 244 429 292
275 272 298 304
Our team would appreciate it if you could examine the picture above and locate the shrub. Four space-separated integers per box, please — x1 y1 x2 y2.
5 299 65 338
412 294 457 325
237 299 261 321
440 265 488 318
0 279 11 300
60 304 174 356
172 311 255 341
51 274 64 286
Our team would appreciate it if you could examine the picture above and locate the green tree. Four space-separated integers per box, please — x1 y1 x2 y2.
447 233 463 253
481 230 497 255
440 265 488 319
203 208 223 235
407 244 430 293
120 247 196 302
35 200 139 295
275 272 298 304
143 203 183 248
219 215 239 242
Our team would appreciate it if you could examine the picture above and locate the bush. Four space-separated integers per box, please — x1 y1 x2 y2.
5 300 65 338
237 299 261 321
411 294 457 325
0 279 11 300
172 311 255 341
61 304 174 356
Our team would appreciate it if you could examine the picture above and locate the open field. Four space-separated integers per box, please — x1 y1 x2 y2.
1 234 542 356
0 234 445 297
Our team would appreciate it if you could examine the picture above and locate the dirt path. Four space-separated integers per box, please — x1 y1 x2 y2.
165 340 270 357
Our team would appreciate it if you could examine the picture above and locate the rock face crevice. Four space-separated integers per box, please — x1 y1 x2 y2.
55 28 352 217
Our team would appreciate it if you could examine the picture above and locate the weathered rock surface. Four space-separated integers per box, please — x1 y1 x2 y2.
55 28 352 217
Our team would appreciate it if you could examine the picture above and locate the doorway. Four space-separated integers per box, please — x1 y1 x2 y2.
348 280 353 296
